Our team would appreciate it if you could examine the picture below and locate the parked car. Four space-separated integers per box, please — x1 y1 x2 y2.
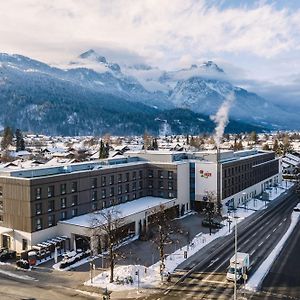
16 259 30 269
202 219 224 229
0 249 16 262
293 203 300 212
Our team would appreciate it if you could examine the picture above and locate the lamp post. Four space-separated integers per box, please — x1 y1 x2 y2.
231 215 239 300
227 209 232 233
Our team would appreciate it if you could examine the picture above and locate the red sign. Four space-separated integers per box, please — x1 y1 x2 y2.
199 169 212 178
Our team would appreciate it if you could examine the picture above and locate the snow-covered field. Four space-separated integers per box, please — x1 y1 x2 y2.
85 181 294 291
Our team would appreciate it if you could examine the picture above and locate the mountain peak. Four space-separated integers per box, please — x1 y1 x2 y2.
79 49 107 64
201 61 224 73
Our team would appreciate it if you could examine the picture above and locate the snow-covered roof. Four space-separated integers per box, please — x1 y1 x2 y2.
59 196 174 228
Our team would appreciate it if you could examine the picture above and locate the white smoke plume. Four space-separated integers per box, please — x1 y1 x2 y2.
211 92 235 147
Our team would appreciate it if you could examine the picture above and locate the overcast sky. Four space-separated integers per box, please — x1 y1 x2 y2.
1 0 300 107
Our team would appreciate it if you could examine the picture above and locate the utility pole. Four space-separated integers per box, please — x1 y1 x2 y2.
234 217 238 300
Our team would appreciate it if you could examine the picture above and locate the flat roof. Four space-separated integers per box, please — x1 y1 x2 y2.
59 196 174 228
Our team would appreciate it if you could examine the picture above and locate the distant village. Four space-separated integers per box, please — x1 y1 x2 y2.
0 127 299 177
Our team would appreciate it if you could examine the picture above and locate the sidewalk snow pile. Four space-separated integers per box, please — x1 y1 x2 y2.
85 180 294 291
0 268 36 281
245 211 300 292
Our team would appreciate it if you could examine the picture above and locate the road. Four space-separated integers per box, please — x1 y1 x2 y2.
144 188 299 300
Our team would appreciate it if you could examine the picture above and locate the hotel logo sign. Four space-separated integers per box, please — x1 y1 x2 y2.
199 169 212 178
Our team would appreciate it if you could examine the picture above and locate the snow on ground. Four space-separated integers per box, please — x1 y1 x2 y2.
0 268 36 281
245 210 300 292
85 181 294 291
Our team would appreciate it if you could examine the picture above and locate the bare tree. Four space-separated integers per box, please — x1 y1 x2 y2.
149 204 180 281
203 191 221 235
89 207 125 283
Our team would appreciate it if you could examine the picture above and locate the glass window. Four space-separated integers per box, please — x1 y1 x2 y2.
0 215 3 222
125 173 129 182
168 171 173 179
92 202 97 211
35 218 42 230
109 175 114 185
139 170 143 179
61 211 67 220
60 183 66 195
91 178 97 188
101 189 106 199
61 197 67 209
22 239 28 251
71 208 78 217
48 200 54 212
168 181 173 190
0 200 3 212
35 187 41 200
159 181 164 189
48 215 55 227
158 170 163 178
148 170 153 178
92 190 97 201
0 186 3 197
71 195 78 206
139 181 143 190
102 201 106 209
148 180 153 189
110 187 114 197
118 185 122 195
47 186 54 198
125 184 129 193
132 171 136 180
132 182 136 191
71 182 77 193
101 176 106 186
124 195 129 202
118 174 122 183
35 203 42 215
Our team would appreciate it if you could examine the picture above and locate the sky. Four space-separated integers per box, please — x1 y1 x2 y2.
1 0 300 107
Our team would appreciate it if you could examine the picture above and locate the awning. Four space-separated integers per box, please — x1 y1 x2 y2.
0 227 13 235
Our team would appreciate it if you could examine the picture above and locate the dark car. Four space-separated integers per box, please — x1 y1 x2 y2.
202 219 224 229
0 249 16 262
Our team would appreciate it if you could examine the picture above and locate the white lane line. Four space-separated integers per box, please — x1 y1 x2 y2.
202 279 229 285
283 217 287 221
250 249 255 256
273 228 277 232
258 241 263 247
244 238 250 244
279 222 283 226
266 234 271 239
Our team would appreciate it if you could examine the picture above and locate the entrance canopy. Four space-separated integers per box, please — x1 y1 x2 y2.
0 227 13 235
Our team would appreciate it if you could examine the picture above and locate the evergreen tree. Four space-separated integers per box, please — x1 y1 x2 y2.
99 140 106 159
105 142 110 158
1 126 14 150
186 134 190 145
15 129 25 152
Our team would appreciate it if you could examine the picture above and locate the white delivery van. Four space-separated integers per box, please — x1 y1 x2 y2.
226 252 250 282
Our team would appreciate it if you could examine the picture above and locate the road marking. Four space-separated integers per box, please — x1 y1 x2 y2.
266 234 271 239
250 249 255 256
163 290 169 295
244 238 250 244
258 241 263 247
279 222 283 226
265 221 270 225
283 217 287 221
202 279 229 285
273 228 277 232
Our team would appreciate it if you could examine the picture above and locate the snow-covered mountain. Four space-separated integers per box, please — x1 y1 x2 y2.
0 50 298 134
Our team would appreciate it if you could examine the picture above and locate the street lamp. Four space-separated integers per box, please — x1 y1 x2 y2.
227 209 232 233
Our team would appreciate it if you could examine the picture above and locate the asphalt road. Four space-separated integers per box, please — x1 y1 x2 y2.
144 188 299 300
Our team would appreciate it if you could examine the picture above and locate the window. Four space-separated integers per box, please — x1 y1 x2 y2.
22 239 28 251
125 184 129 193
60 183 66 195
35 203 42 215
132 182 136 191
125 173 129 182
48 215 55 227
117 196 122 203
133 193 137 199
168 192 174 198
0 186 3 197
102 201 106 208
109 175 114 185
101 189 106 199
148 180 153 189
47 186 54 198
35 187 41 200
35 218 42 230
0 215 3 222
132 171 136 180
148 170 153 178
159 181 164 189
139 191 143 198
48 200 54 212
71 208 78 217
118 174 122 183
61 197 67 209
101 176 106 186
118 185 122 195
91 178 97 188
168 181 173 190
61 211 67 220
139 181 143 190
92 202 97 211
168 171 173 180
139 170 143 179
71 195 78 206
110 187 114 197
71 182 77 193
124 195 129 202
0 200 3 212
92 191 97 201
158 170 163 178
